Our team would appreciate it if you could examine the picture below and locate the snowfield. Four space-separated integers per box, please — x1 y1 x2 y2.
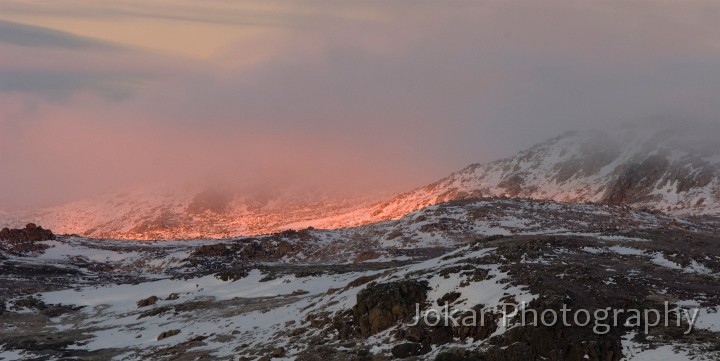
2 198 719 360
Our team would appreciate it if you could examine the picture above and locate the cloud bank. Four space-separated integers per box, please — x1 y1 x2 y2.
2 1 720 208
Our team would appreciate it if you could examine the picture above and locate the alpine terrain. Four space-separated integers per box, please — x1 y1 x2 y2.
4 125 720 240
1 199 720 360
2 126 720 360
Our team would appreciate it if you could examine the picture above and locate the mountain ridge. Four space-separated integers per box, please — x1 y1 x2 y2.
3 125 719 239
303 126 720 230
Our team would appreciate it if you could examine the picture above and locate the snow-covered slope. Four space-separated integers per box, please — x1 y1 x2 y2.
2 199 719 360
307 125 720 229
0 186 382 240
3 124 718 239
2 199 702 269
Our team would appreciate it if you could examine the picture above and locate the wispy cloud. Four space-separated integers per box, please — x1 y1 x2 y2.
0 19 115 49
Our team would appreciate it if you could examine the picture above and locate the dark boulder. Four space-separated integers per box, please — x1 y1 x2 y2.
137 296 159 308
391 342 431 358
157 329 181 341
352 280 429 337
274 240 294 258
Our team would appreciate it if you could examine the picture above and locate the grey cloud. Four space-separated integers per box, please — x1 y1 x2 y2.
136 1 720 161
0 20 137 99
0 20 158 100
0 1 371 29
0 19 115 49
0 71 140 100
3 1 720 208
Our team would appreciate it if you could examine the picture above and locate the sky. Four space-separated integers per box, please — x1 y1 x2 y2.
2 0 720 208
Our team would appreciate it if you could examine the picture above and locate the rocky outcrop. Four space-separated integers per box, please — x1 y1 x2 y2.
483 324 622 361
498 175 526 197
0 223 55 243
0 223 54 255
2 212 720 360
352 280 429 337
394 304 498 347
603 155 670 204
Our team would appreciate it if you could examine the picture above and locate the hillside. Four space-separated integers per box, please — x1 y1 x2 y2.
3 124 719 239
1 199 719 360
306 125 720 230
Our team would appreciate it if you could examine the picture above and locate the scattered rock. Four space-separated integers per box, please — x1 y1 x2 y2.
259 273 280 282
396 320 454 345
354 251 380 263
157 329 181 341
437 292 462 305
216 268 249 281
438 264 475 278
345 274 381 290
192 243 230 257
137 305 171 319
434 350 484 361
295 269 323 278
391 342 431 358
270 347 286 357
13 296 47 310
274 240 294 258
137 296 159 308
42 304 84 318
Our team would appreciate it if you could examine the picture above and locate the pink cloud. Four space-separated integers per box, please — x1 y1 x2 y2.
3 1 720 209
